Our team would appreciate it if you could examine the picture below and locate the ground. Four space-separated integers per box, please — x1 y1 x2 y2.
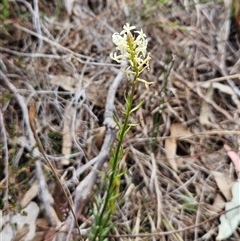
0 0 240 240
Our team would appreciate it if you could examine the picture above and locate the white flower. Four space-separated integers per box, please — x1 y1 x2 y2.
112 33 126 48
120 23 136 35
110 23 152 88
110 23 149 69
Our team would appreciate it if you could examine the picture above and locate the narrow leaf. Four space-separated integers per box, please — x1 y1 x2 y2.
130 99 144 114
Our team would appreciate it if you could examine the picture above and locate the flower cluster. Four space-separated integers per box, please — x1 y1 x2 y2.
110 23 152 88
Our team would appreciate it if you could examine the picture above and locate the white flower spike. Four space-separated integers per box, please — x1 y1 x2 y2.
110 23 152 88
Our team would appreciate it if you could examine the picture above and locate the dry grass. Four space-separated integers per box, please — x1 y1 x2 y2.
0 0 240 240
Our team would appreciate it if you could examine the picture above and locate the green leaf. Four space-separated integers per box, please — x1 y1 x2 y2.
124 92 130 106
116 171 125 178
128 123 139 127
101 225 114 236
181 193 196 212
109 193 120 201
123 126 132 137
94 213 101 225
101 211 111 226
91 225 100 234
1 0 10 19
130 99 144 114
113 114 121 129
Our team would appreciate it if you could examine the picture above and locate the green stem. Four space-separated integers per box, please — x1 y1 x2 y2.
93 75 137 241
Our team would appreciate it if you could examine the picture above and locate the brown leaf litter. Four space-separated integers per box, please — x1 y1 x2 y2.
0 0 240 240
